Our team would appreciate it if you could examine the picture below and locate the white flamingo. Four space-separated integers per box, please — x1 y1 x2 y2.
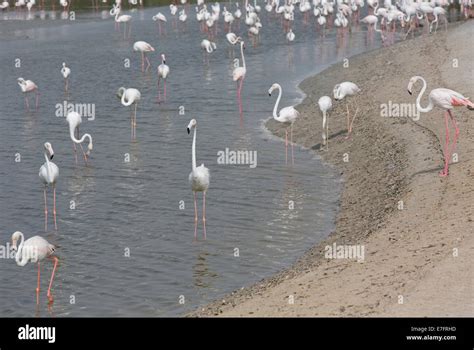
66 111 93 165
39 142 59 231
61 62 71 93
117 87 141 140
133 41 155 72
318 96 333 150
187 119 210 240
11 231 59 304
269 83 300 165
157 53 170 103
233 40 246 116
333 81 361 138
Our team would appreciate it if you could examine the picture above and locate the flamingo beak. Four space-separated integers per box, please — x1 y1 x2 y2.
407 89 412 95
187 127 190 134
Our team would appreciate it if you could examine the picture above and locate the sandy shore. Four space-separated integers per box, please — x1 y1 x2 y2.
191 20 474 317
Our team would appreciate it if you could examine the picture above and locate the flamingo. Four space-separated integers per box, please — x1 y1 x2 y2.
114 6 132 39
318 96 333 150
187 119 210 240
66 112 93 165
39 142 59 231
269 83 300 165
201 39 217 53
17 77 39 111
157 53 170 103
11 231 59 304
333 81 361 138
286 28 295 42
233 40 246 117
407 76 474 176
430 6 448 33
117 87 141 140
61 62 71 93
152 12 167 35
226 32 241 45
170 3 177 15
133 41 155 72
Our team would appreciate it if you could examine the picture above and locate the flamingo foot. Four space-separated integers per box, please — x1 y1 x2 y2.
439 170 448 177
47 292 54 303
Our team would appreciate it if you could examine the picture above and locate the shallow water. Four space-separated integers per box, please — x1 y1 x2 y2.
0 6 393 316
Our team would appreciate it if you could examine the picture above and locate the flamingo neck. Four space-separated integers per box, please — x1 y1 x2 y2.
121 90 133 106
240 42 246 69
191 127 197 172
69 125 93 149
415 76 434 113
273 85 282 120
15 233 27 266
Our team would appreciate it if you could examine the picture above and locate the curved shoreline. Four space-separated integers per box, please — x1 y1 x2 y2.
191 20 474 317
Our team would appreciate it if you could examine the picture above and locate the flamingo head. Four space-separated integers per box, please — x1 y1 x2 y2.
11 231 22 251
116 87 126 99
268 83 279 96
17 77 25 84
161 54 166 64
44 142 54 160
333 84 342 100
87 139 93 155
407 76 418 95
62 62 66 67
187 119 197 134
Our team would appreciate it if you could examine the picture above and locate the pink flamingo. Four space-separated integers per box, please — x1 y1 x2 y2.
17 77 39 111
408 76 474 176
232 40 246 117
11 231 59 304
333 81 361 139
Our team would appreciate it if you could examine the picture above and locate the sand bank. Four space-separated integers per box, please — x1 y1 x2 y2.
192 21 474 317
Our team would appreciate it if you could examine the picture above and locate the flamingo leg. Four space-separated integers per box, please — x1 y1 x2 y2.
164 79 167 102
73 142 78 164
36 262 41 305
65 78 68 93
157 77 161 102
53 186 57 231
238 78 244 116
345 103 351 139
203 191 207 240
349 102 359 134
145 55 151 72
141 51 144 72
47 256 59 303
79 143 87 164
291 123 294 165
285 129 288 165
134 103 137 139
44 187 48 232
440 111 450 176
25 95 30 111
448 109 459 165
35 91 40 110
193 191 198 240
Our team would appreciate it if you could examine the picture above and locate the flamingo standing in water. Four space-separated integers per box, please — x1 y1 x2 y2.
11 231 59 304
133 41 155 72
187 119 210 240
407 76 474 176
39 142 59 231
61 62 71 93
233 40 246 117
117 87 141 140
318 95 333 150
269 83 300 165
157 53 170 103
114 6 132 39
17 77 39 111
66 112 93 165
152 12 167 35
333 81 361 139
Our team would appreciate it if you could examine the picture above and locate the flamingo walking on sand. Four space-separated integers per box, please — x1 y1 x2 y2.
117 87 141 140
157 53 170 103
233 40 246 117
61 62 71 93
17 77 39 111
407 76 474 176
187 119 210 240
133 41 155 72
318 96 333 150
39 142 59 231
11 231 59 304
333 81 361 139
269 83 300 165
66 112 93 165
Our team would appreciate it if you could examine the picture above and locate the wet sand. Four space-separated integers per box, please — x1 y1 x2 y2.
191 20 474 317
